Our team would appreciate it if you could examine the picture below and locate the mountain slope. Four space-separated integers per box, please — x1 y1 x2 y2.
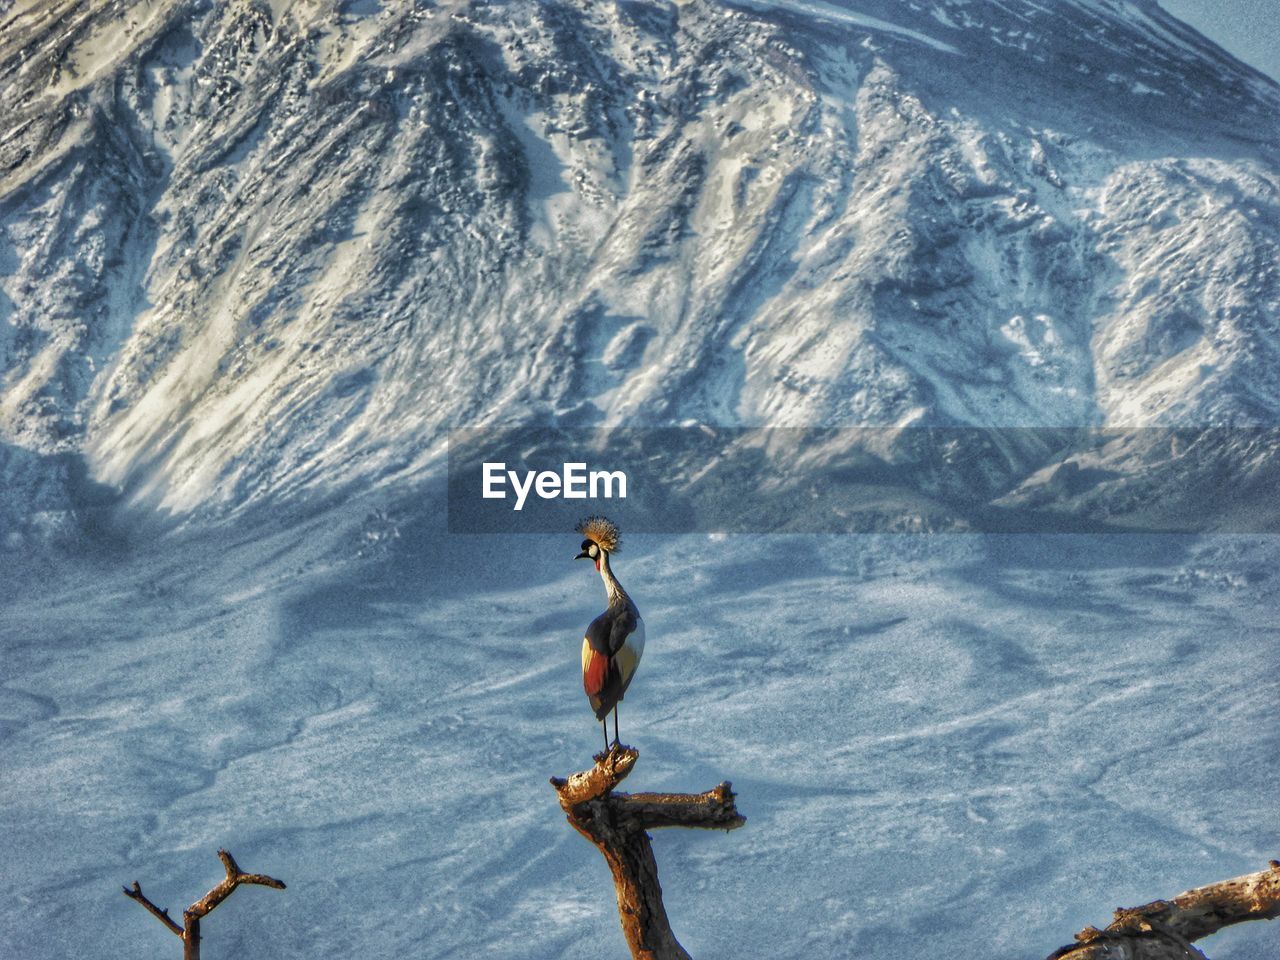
0 0 1278 527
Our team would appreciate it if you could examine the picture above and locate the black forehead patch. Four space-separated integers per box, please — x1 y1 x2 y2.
582 540 594 550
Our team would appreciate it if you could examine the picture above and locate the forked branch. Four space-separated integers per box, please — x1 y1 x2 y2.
551 745 745 960
1047 860 1280 959
187 848 286 919
123 848 285 960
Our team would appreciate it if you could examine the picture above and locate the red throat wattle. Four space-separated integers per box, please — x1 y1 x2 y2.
594 558 601 572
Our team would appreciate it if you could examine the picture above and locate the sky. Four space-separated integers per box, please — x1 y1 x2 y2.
1160 0 1280 82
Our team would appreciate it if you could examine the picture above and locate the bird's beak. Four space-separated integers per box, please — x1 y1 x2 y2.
574 550 591 560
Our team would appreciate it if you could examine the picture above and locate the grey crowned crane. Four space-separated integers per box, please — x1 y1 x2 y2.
574 516 645 751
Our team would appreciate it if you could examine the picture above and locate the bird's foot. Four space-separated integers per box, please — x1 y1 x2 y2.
592 741 631 763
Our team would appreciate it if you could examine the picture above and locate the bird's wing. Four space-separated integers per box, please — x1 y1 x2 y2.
614 616 644 695
607 604 638 656
584 612 613 655
582 636 609 697
582 614 618 701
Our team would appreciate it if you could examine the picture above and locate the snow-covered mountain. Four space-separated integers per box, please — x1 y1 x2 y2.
4 7 1280 960
1 0 1278 539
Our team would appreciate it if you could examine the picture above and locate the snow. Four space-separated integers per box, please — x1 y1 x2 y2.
32 0 172 101
2 0 1280 958
735 0 963 55
1 518 1277 959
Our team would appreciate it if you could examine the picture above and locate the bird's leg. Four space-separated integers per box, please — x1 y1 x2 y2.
612 705 620 746
602 719 608 753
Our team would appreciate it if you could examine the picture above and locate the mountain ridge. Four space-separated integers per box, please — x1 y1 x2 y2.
0 0 1277 535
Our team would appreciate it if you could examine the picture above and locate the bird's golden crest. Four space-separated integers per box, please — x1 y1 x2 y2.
575 515 621 552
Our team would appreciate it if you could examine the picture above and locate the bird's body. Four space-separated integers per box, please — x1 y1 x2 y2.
581 589 645 721
574 516 643 749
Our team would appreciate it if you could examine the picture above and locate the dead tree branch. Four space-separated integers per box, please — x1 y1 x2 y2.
551 745 745 960
123 848 285 960
1047 860 1280 960
122 881 183 937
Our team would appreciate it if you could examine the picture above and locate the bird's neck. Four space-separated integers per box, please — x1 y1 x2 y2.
598 552 628 605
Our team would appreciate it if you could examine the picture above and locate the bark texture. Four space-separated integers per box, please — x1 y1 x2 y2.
551 745 745 960
123 849 285 960
1047 860 1280 960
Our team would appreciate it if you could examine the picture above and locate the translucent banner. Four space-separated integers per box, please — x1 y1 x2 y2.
447 426 1280 534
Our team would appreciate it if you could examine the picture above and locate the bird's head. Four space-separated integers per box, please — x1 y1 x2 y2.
575 538 602 570
574 515 620 571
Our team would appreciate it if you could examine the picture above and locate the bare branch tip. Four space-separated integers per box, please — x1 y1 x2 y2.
242 873 287 890
123 878 183 937
217 848 240 878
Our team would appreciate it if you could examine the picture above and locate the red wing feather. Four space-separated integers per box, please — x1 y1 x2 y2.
583 651 610 697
